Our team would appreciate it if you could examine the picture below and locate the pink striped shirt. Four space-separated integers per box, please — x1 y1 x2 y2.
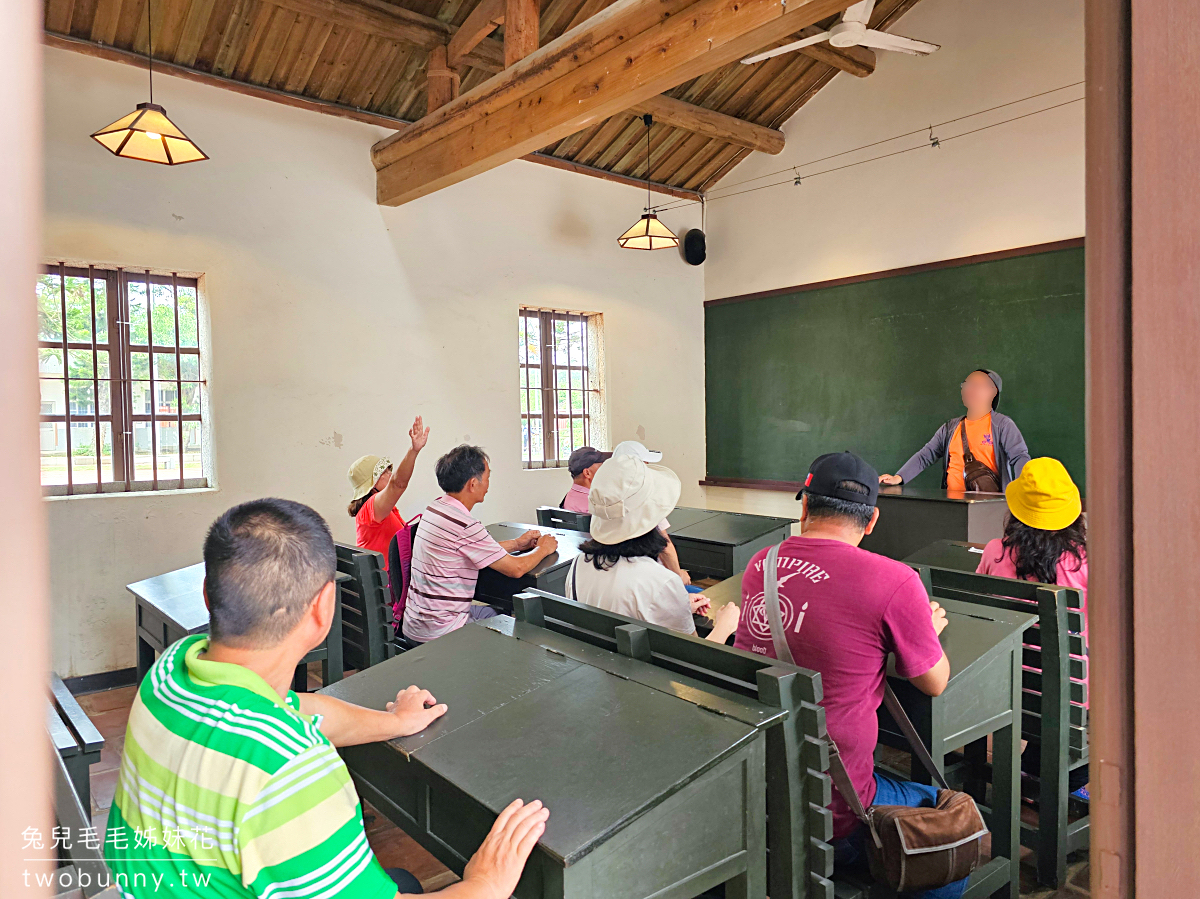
401 495 508 642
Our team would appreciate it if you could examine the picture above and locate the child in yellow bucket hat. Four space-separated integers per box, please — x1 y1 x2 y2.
976 457 1089 795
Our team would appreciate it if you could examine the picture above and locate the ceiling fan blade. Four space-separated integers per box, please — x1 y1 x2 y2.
741 31 832 64
854 29 940 55
840 0 876 26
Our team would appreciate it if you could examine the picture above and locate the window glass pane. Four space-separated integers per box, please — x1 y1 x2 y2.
181 382 201 415
40 422 68 486
128 277 149 345
572 419 585 449
556 369 569 390
94 277 109 344
69 381 96 417
519 389 528 415
157 422 180 477
40 378 65 416
154 352 178 380
523 316 540 365
570 370 583 390
528 367 541 389
132 421 154 481
553 319 569 366
178 286 198 348
571 390 584 413
557 389 569 413
528 387 541 415
183 421 203 479
529 419 543 463
70 422 98 485
521 421 530 463
131 351 150 380
97 350 110 379
131 381 152 416
68 349 94 379
156 384 179 417
151 281 177 346
180 352 199 380
100 422 115 483
37 274 62 342
39 348 64 376
98 381 112 415
65 276 93 343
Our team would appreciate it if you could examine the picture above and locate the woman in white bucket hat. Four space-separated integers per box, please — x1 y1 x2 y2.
565 454 740 642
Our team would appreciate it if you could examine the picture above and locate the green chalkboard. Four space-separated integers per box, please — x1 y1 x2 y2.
704 244 1086 490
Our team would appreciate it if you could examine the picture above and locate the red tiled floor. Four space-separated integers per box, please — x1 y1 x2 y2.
76 685 138 716
90 767 120 812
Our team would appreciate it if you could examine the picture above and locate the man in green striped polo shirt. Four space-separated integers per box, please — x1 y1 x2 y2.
105 497 548 899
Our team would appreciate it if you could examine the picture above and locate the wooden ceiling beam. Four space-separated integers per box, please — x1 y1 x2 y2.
630 94 784 154
447 0 505 68
372 0 853 205
265 0 505 72
42 31 701 199
504 0 540 67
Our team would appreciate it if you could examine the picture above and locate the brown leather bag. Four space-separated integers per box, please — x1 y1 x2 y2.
959 419 1001 493
762 545 988 894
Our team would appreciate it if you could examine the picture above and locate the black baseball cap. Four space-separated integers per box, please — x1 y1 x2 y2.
567 446 612 477
796 451 880 506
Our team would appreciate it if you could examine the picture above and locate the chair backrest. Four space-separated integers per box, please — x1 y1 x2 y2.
511 589 837 899
911 565 1088 763
536 506 591 532
52 748 119 898
334 543 396 671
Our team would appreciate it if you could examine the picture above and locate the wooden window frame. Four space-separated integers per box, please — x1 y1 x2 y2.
520 308 603 469
38 263 208 496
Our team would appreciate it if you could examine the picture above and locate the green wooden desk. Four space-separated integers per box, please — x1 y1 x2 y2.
860 486 1007 561
904 539 990 573
127 563 346 689
323 621 772 899
878 599 1034 899
474 522 591 610
667 508 797 580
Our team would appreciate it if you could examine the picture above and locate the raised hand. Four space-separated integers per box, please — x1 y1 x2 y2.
409 416 430 453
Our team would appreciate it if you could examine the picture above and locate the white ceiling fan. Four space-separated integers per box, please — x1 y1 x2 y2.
741 0 940 65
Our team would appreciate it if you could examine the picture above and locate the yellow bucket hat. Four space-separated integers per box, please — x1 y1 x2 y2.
1004 458 1081 531
348 454 392 501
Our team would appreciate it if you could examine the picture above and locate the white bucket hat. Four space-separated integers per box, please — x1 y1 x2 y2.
612 439 663 463
588 454 680 544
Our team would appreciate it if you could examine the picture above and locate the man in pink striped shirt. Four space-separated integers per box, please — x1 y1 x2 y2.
402 445 559 642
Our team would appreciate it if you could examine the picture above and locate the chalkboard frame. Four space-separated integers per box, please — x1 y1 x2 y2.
702 237 1086 491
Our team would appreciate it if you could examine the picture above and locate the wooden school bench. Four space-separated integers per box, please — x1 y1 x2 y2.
47 673 105 813
52 744 119 899
911 565 1089 888
335 543 397 670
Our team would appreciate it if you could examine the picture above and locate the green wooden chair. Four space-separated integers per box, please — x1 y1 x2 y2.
909 565 1088 888
47 673 105 813
510 589 838 899
334 543 398 671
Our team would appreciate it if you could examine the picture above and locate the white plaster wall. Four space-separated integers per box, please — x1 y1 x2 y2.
697 0 1084 518
42 46 704 677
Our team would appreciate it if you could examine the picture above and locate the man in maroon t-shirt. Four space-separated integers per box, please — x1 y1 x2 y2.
734 452 964 899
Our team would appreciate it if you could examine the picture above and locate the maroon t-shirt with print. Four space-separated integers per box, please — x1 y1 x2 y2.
734 536 944 839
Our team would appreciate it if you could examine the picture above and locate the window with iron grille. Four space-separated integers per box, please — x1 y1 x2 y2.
519 308 606 469
37 263 209 495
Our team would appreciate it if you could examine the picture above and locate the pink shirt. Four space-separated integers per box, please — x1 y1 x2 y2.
402 496 508 642
562 483 591 513
734 537 945 839
976 539 1089 695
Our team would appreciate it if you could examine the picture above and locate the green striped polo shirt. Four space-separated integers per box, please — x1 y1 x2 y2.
104 635 398 899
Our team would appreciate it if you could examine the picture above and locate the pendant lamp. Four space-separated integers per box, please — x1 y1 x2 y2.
618 114 678 250
91 0 208 165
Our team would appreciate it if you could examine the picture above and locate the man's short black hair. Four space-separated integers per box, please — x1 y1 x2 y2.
804 479 875 531
203 498 335 647
436 444 489 494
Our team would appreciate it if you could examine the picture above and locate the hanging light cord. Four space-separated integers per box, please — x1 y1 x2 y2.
644 114 653 212
146 0 154 104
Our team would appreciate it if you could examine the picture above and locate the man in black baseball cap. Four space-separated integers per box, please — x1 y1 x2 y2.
560 446 612 513
731 449 955 883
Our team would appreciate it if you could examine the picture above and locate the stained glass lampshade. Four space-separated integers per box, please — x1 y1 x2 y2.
91 103 208 165
617 213 679 250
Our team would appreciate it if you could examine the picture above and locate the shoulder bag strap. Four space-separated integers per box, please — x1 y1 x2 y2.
882 684 950 790
959 417 976 464
763 544 873 827
570 557 579 601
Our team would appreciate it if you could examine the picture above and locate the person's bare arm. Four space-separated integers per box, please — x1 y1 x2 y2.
297 685 446 747
498 530 541 553
489 535 559 578
907 601 950 696
658 535 691 586
704 603 739 644
372 416 429 521
395 799 550 899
